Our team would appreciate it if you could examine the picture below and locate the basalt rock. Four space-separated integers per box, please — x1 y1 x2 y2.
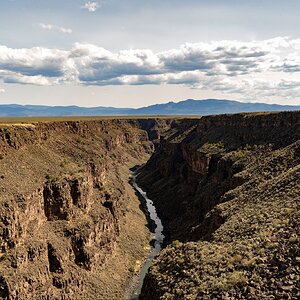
1 112 299 300
0 118 173 300
138 111 300 299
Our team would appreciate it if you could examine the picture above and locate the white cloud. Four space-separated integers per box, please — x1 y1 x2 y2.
273 53 300 73
71 43 160 84
194 77 300 100
38 23 72 34
2 73 51 86
0 45 68 85
39 23 53 30
82 1 100 12
59 27 72 34
1 37 300 100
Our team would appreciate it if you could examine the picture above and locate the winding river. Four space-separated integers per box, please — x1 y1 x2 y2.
130 176 165 299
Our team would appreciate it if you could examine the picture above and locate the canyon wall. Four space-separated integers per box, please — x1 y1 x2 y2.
0 119 172 300
138 111 300 299
0 112 299 300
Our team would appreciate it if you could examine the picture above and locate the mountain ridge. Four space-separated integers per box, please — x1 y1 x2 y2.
0 99 299 117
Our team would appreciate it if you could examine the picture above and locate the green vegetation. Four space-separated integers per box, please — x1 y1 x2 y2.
59 158 69 168
202 141 225 151
45 174 58 184
138 112 300 299
171 240 182 248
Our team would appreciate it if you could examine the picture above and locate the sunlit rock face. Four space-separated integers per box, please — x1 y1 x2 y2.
0 118 173 300
0 112 299 300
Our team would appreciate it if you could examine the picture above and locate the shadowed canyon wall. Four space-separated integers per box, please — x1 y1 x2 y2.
138 111 300 299
0 112 299 300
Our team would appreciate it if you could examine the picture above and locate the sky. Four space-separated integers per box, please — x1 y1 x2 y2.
1 0 300 107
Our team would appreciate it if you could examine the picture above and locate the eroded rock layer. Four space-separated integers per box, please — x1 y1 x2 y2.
1 112 300 300
138 112 300 299
0 119 172 300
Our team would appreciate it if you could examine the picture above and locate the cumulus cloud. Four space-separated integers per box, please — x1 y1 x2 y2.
195 77 300 100
71 43 161 84
38 23 72 34
2 73 51 86
273 53 300 73
1 37 300 100
82 1 100 12
0 45 68 78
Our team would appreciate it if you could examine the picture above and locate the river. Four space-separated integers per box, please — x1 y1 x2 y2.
129 176 165 299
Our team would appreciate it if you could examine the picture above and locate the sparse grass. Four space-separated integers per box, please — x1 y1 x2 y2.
60 158 69 168
203 141 225 151
1 111 299 299
139 121 300 299
0 115 200 125
45 174 58 184
0 252 9 262
228 271 247 286
171 240 182 248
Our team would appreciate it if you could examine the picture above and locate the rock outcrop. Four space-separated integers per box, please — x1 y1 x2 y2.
1 112 300 300
0 119 172 300
138 111 300 299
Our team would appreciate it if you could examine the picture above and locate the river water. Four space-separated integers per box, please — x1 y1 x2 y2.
130 177 165 299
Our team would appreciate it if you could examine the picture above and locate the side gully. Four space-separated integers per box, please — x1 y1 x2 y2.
129 172 165 300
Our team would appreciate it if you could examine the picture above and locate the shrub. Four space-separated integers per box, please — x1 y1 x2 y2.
171 240 182 248
45 174 58 184
228 271 247 286
60 159 68 168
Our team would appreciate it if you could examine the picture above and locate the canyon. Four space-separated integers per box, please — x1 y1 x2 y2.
0 118 172 300
0 112 299 299
138 112 300 299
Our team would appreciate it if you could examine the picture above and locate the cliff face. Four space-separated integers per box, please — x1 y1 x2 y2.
138 112 300 299
1 112 299 300
0 119 172 300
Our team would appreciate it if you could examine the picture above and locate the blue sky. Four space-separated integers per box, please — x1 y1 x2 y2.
0 0 300 107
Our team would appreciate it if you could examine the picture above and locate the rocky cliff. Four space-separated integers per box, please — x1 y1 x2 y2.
138 111 300 299
1 112 299 300
0 118 172 300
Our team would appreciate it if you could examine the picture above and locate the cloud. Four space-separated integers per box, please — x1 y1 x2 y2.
71 43 160 84
1 37 300 100
38 23 72 34
273 53 300 73
2 73 51 86
69 40 273 85
0 45 68 85
194 77 300 100
82 1 100 12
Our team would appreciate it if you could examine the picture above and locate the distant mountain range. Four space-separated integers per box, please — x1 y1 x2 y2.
0 99 299 117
